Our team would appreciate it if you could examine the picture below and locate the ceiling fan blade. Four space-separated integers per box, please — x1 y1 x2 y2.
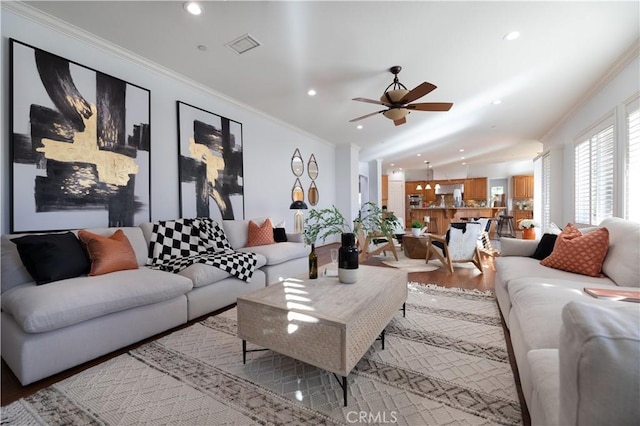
393 117 407 126
352 97 392 107
399 82 437 104
406 102 453 112
349 110 386 122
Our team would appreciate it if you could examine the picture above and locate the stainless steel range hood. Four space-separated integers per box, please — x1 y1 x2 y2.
435 184 464 195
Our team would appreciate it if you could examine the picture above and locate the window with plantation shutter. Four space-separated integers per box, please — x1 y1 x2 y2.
541 152 551 230
574 118 614 225
626 101 640 222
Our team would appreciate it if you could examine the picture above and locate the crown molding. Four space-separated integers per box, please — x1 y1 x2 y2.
541 38 640 142
1 1 334 148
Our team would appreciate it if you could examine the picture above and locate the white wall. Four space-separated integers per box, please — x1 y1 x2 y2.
0 7 336 234
543 54 639 225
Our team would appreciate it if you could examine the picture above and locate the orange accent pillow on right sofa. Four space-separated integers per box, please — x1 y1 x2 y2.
540 223 609 277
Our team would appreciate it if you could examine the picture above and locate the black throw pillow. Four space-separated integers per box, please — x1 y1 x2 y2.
530 233 558 260
12 232 91 285
273 227 288 243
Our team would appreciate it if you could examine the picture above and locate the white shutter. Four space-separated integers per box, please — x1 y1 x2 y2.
574 117 615 225
542 152 551 230
592 126 614 224
574 139 591 224
627 104 640 222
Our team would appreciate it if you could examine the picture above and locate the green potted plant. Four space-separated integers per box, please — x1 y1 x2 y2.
410 220 423 237
303 202 400 284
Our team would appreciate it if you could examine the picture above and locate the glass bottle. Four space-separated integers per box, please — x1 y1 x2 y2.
308 244 318 279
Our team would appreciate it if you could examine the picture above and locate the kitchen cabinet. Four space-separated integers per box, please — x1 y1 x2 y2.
513 175 534 199
513 208 533 227
405 182 422 197
463 178 488 200
423 183 436 203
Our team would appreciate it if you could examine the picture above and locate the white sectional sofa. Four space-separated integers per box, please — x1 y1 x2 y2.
1 219 308 386
494 217 640 425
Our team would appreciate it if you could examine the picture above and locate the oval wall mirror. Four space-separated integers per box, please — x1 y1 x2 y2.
292 178 304 201
308 181 319 206
307 154 318 180
291 148 304 177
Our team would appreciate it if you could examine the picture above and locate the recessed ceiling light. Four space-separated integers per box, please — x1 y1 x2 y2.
460 156 465 160
503 31 520 41
399 168 403 171
423 160 428 164
416 153 421 157
462 162 467 165
356 125 363 129
184 2 203 15
307 89 316 96
390 163 394 166
459 148 464 152
492 99 502 105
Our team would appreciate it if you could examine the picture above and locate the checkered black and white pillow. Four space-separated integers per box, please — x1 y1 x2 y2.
147 218 204 266
197 218 232 252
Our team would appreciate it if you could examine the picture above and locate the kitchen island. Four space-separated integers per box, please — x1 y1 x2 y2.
409 207 503 235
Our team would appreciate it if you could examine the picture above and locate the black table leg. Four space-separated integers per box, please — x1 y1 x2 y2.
403 302 406 317
332 373 348 406
242 339 246 364
342 376 347 407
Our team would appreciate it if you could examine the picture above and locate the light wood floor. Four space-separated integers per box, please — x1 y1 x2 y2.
2 242 528 424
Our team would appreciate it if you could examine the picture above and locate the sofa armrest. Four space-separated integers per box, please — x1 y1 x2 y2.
286 233 304 243
499 237 538 257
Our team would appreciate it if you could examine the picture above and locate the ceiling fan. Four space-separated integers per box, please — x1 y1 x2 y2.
349 66 453 126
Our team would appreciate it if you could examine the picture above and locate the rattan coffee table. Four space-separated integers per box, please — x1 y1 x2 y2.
237 265 407 406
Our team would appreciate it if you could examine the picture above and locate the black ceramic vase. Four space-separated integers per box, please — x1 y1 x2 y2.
338 232 359 284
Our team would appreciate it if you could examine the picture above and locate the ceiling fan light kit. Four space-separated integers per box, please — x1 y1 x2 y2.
350 65 453 126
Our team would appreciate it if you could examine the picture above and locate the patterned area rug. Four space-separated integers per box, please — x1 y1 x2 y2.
2 284 522 425
378 251 440 272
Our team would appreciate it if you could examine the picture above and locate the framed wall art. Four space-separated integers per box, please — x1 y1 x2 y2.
177 101 245 220
10 39 151 233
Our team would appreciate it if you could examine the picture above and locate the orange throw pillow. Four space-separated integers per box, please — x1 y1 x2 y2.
540 223 609 277
78 229 139 276
245 219 276 247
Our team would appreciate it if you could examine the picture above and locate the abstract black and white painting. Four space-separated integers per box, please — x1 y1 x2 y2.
10 39 151 233
177 101 244 220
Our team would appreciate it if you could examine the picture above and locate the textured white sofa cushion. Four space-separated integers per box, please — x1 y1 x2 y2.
238 242 308 266
498 237 538 257
559 301 640 426
528 349 560 426
1 268 193 333
509 279 623 351
599 217 640 287
178 253 267 287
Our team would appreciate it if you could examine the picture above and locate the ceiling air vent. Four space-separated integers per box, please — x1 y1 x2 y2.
225 33 261 55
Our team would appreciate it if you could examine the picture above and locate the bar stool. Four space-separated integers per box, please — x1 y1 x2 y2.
497 215 516 238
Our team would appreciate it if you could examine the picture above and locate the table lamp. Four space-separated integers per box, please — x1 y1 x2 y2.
290 200 308 233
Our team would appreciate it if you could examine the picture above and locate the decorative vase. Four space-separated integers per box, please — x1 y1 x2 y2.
338 232 359 284
522 228 535 240
411 228 421 237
